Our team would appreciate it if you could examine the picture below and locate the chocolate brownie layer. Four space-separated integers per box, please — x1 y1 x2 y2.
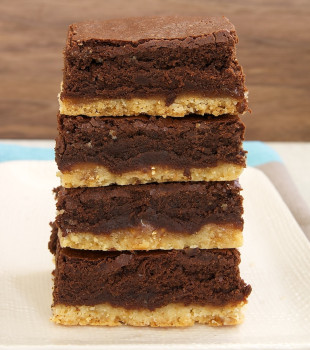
56 114 246 186
60 16 248 116
52 244 251 310
53 181 243 250
55 182 244 235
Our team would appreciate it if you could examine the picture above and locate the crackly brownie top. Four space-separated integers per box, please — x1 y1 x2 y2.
67 16 237 44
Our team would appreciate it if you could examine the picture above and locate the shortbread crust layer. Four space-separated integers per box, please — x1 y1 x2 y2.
58 163 244 187
52 302 246 327
59 96 247 117
57 225 243 251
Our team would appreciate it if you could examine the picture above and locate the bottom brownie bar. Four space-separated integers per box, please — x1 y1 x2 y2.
50 243 251 327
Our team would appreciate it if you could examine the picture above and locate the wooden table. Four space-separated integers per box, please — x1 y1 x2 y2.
1 0 309 140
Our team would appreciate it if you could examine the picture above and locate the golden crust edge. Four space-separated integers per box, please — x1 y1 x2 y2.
58 224 243 251
59 94 246 117
57 163 244 188
51 301 246 327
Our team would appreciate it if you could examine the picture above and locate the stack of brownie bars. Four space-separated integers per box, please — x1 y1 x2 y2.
49 16 252 327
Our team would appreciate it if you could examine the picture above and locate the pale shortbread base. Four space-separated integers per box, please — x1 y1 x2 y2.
52 302 246 327
59 94 245 117
58 163 244 188
58 224 243 251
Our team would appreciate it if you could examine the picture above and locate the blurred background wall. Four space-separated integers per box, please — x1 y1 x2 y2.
1 0 309 140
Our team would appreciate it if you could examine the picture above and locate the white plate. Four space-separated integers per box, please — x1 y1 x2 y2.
0 161 309 349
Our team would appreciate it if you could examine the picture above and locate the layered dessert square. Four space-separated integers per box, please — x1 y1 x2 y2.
50 14 252 329
60 16 248 117
56 114 246 188
50 242 251 327
53 180 243 251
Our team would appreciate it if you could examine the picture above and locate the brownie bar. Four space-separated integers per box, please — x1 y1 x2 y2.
51 243 251 326
56 114 246 187
60 16 248 117
53 181 243 250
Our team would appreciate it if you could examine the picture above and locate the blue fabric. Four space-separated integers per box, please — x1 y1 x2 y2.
244 141 282 167
0 143 54 162
0 141 282 166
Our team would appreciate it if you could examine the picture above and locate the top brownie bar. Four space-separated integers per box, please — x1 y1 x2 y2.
60 16 248 117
